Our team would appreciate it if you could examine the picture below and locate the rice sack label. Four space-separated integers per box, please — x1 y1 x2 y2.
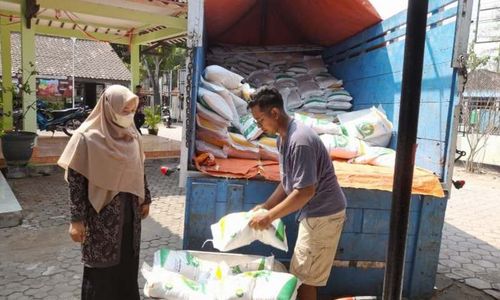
210 210 288 252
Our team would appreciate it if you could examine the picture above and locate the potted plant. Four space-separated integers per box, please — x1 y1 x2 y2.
0 66 39 178
144 105 161 135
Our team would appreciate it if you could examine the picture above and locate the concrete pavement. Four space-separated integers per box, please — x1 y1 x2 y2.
437 166 500 299
0 159 498 299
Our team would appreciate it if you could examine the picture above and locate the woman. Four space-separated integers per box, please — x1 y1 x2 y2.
58 85 151 300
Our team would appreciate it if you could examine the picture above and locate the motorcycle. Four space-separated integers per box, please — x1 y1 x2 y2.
14 100 91 136
162 105 172 128
39 101 91 136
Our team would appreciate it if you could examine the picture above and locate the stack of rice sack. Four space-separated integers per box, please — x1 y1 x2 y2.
293 107 395 166
198 48 395 167
206 49 353 117
317 107 395 166
143 248 301 300
196 65 280 161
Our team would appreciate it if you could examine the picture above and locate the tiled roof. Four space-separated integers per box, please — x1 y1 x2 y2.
0 33 130 81
465 69 500 92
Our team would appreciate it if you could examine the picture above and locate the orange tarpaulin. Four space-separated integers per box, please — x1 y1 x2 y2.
194 157 445 198
194 156 280 180
205 0 381 46
333 161 445 198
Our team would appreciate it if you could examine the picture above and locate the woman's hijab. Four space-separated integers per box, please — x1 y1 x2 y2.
58 85 145 213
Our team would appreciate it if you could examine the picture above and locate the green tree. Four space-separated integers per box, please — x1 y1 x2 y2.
111 43 186 106
466 44 490 72
142 44 186 106
460 44 497 173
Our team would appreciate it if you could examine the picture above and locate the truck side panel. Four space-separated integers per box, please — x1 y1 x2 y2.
183 177 445 298
324 0 460 178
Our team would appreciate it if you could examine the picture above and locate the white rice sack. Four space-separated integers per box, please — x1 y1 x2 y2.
201 78 240 128
302 97 327 110
325 110 348 117
320 134 367 159
372 152 396 167
204 65 244 90
196 114 228 135
210 209 288 252
294 113 344 135
196 103 231 128
196 127 230 148
240 83 255 101
327 101 353 111
218 270 300 300
325 89 353 102
247 70 275 87
196 140 228 159
152 248 228 283
304 57 328 75
240 114 264 141
201 76 226 93
228 256 275 275
269 60 287 70
274 75 297 89
302 108 328 115
288 64 307 74
230 92 249 117
259 148 279 161
351 146 396 167
223 145 260 160
258 137 279 161
228 132 260 153
198 87 234 121
143 263 298 300
338 106 394 147
286 88 303 111
278 87 292 109
142 266 218 300
294 74 315 84
258 136 279 156
298 80 322 99
315 74 343 89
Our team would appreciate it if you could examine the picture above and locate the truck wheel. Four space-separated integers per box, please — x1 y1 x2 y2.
63 118 83 136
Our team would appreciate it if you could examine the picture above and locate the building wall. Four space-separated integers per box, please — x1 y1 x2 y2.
457 134 500 167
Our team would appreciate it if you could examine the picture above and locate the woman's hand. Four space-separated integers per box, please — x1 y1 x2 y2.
141 203 150 219
69 221 86 243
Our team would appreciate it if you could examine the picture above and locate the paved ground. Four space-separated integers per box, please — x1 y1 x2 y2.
0 159 183 300
437 166 500 299
0 160 498 299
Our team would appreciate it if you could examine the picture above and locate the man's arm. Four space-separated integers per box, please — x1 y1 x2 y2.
250 144 317 230
269 184 315 221
255 183 287 211
250 184 315 230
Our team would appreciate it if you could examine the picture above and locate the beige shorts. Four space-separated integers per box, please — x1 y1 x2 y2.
290 209 346 286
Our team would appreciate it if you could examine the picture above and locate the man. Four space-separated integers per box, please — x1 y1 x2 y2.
248 87 346 300
134 85 147 134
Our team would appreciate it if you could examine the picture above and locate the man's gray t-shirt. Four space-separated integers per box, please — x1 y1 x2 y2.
277 119 346 221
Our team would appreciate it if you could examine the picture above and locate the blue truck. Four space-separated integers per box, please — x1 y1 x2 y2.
180 0 473 298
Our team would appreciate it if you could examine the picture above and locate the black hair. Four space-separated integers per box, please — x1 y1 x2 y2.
135 85 142 89
248 86 284 112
